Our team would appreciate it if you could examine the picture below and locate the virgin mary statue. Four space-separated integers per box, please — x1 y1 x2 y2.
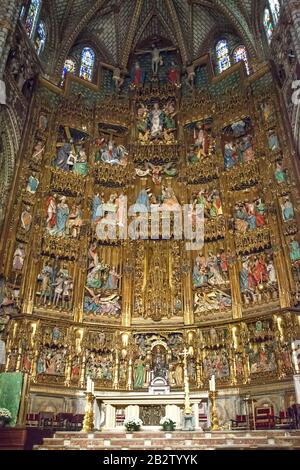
148 103 165 138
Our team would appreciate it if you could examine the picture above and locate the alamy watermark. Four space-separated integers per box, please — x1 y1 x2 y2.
94 197 204 251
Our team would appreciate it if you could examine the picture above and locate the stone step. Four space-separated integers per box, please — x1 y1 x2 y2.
36 445 300 451
47 436 300 443
36 430 300 451
53 430 300 440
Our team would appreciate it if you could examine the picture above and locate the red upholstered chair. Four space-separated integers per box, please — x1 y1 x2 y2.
26 413 39 427
231 415 247 430
254 405 275 429
199 413 207 427
115 412 125 427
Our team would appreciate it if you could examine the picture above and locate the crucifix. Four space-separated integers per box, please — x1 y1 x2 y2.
135 44 177 76
179 347 193 415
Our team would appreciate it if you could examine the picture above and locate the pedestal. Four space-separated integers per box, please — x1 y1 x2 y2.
182 413 195 431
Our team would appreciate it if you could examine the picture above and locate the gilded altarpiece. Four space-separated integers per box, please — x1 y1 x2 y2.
1 59 300 399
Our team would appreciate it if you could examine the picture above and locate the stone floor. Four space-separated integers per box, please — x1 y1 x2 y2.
35 430 300 450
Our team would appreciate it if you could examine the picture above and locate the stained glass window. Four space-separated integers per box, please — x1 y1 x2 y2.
19 5 26 20
61 59 76 85
79 48 95 81
216 40 231 74
24 0 41 39
35 22 46 56
233 45 250 75
269 0 281 25
263 8 274 43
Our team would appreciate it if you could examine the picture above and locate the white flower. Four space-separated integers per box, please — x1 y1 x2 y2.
124 417 143 427
0 408 12 420
160 417 176 426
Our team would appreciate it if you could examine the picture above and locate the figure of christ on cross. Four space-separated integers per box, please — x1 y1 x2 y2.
135 44 177 76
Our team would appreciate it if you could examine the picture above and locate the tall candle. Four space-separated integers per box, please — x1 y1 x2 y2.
210 374 216 392
87 376 92 393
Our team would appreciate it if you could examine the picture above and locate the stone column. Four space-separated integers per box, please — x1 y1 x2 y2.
294 375 300 404
103 404 116 429
94 399 102 430
0 1 22 78
192 403 201 430
165 404 181 428
125 405 139 420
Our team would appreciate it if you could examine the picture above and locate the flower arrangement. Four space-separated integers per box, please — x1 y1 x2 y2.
0 408 12 425
124 417 143 432
160 417 176 431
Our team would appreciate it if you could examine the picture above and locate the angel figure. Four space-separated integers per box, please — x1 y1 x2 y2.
112 67 124 93
100 63 125 93
186 63 196 89
135 162 176 185
135 164 151 179
148 163 164 185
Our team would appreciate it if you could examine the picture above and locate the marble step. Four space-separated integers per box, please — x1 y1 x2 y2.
36 445 300 451
39 438 300 448
36 430 300 451
53 430 300 440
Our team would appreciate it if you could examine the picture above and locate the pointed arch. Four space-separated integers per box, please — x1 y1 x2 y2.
165 0 189 63
132 11 177 52
213 0 258 58
120 0 144 69
55 0 107 77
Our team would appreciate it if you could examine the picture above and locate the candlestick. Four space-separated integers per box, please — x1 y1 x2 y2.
209 390 220 431
82 392 95 433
